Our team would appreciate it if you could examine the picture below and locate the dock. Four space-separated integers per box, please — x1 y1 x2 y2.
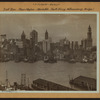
32 78 75 91
69 76 96 90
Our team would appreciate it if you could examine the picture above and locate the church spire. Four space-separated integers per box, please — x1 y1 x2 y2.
21 31 26 41
88 25 91 32
22 31 25 35
45 30 48 40
87 25 92 39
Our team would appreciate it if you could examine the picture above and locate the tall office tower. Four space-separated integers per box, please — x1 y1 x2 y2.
75 41 79 50
86 25 92 48
30 30 38 45
43 30 52 53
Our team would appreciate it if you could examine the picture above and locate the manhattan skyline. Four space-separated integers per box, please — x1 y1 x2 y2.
0 14 97 45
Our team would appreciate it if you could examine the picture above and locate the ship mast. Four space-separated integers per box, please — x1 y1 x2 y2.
27 78 29 87
5 70 9 88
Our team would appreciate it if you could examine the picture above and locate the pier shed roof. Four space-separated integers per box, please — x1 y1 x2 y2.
73 76 96 89
33 78 75 90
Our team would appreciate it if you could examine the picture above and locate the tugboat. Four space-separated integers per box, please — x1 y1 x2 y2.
15 59 20 63
69 58 76 63
28 57 34 63
0 84 5 91
88 58 94 63
23 57 28 62
4 58 10 62
15 55 21 63
44 55 57 63
48 56 57 63
81 56 88 63
44 56 49 63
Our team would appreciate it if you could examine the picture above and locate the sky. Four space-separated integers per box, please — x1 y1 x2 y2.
0 14 97 45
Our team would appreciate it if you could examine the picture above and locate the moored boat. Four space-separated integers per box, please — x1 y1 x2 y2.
44 56 49 63
23 58 28 62
44 55 57 63
88 58 94 63
69 58 76 63
81 56 88 63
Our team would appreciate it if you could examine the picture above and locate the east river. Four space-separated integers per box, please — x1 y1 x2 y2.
0 61 96 88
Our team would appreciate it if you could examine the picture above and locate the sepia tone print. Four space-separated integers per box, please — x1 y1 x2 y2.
0 14 97 92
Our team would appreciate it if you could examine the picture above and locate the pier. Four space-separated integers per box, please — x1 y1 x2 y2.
69 76 96 90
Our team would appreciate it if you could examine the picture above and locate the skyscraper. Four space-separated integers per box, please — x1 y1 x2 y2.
86 25 92 48
75 41 79 50
81 25 93 50
83 39 87 50
30 30 38 46
70 41 74 50
60 37 70 51
87 25 92 39
43 30 52 54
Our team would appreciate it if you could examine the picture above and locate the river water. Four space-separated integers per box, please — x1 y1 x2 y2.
0 61 96 88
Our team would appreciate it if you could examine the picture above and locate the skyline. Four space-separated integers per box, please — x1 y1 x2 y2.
0 14 97 45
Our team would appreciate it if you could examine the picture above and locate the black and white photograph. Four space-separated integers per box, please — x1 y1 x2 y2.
0 13 98 92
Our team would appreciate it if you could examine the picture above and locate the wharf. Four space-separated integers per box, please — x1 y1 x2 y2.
32 78 75 91
69 76 96 90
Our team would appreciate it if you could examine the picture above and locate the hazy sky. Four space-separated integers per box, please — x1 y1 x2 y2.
0 14 97 45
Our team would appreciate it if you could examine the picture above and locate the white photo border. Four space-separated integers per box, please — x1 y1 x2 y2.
0 12 99 93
